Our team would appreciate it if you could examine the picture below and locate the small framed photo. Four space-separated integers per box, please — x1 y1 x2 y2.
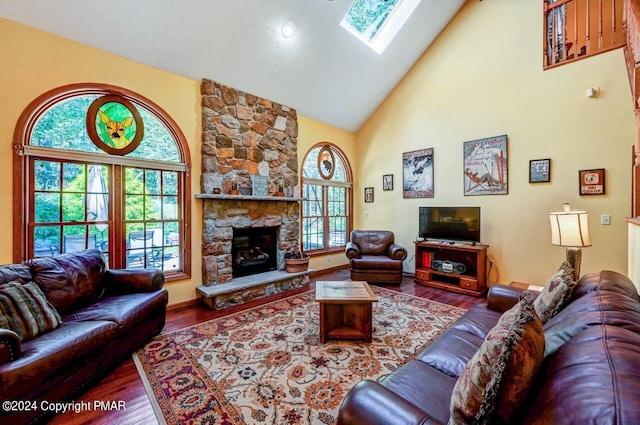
529 159 551 183
383 174 393 191
364 187 374 203
579 168 605 195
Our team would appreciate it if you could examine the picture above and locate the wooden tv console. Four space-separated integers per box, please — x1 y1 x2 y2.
414 240 488 297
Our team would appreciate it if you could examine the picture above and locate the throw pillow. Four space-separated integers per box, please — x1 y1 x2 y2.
0 280 62 341
449 292 545 425
534 261 577 323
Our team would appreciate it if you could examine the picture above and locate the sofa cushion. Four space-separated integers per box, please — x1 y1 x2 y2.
380 359 458 424
24 249 107 315
543 289 640 357
0 264 33 286
0 320 117 401
450 303 503 340
350 255 403 271
449 292 545 425
522 325 640 425
63 290 169 335
0 280 62 341
350 230 395 255
534 261 576 323
417 328 485 377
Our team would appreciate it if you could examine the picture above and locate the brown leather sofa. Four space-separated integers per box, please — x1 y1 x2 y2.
0 249 168 425
337 270 640 424
345 230 408 285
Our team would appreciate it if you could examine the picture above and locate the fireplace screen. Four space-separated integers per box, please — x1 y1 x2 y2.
232 226 278 278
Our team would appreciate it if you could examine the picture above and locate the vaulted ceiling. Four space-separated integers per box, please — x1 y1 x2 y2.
0 0 465 132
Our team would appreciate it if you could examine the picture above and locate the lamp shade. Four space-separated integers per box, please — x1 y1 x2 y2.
549 211 592 247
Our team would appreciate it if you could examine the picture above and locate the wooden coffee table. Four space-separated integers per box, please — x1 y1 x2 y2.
315 280 378 343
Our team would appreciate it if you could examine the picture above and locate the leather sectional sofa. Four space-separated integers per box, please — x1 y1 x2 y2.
0 249 168 424
337 269 640 424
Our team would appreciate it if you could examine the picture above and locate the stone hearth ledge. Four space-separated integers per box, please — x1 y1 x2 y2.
197 269 313 309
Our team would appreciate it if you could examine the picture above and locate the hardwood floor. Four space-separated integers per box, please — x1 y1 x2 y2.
48 268 483 425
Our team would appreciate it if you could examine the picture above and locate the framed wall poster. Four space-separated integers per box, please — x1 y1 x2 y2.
579 168 605 195
463 135 508 196
383 174 393 191
402 148 434 198
364 187 374 203
529 159 551 183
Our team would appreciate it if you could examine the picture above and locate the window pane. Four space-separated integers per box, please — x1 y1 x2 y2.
302 147 322 179
145 169 161 194
303 184 323 216
89 224 109 254
145 195 162 220
165 222 180 246
163 171 178 195
34 226 60 257
127 108 181 162
63 163 85 192
125 195 144 220
329 217 347 248
62 193 85 222
163 246 180 271
303 217 324 251
31 96 101 153
126 224 153 268
62 225 93 253
125 168 144 194
31 95 183 162
34 160 60 192
35 193 60 223
163 196 178 220
328 186 346 215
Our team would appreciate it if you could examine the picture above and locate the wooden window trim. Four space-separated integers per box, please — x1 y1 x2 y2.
13 83 192 279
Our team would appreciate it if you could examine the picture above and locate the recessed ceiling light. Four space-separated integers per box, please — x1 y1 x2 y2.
281 21 296 38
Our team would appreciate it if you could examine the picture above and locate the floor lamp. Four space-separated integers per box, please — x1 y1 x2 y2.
549 206 591 280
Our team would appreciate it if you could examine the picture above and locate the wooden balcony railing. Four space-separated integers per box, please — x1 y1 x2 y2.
544 0 625 68
624 0 640 216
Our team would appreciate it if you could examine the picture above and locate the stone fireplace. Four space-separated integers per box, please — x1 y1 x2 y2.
196 79 310 309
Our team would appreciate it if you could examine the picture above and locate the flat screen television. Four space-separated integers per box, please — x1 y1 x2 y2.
418 206 481 243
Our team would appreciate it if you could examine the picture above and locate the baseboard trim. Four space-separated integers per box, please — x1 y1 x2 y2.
309 264 348 279
167 298 199 312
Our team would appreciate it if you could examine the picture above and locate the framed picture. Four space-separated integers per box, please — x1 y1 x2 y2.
383 174 393 191
463 134 508 196
364 187 374 203
529 159 551 183
86 95 144 156
317 145 335 180
402 148 434 198
579 168 605 195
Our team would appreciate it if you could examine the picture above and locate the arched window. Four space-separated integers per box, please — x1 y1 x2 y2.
301 143 352 253
13 83 191 281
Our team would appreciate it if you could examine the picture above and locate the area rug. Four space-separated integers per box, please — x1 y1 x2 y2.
134 286 466 425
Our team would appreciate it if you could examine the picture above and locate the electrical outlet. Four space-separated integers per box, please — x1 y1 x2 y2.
601 214 611 225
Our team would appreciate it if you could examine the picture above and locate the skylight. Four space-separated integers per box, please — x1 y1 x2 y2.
340 0 422 55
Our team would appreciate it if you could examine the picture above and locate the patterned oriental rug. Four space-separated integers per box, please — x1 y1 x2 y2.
134 286 466 425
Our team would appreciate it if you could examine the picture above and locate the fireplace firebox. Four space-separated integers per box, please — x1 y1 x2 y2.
232 227 278 278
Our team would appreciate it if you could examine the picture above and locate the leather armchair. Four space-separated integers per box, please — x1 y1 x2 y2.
345 230 407 285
